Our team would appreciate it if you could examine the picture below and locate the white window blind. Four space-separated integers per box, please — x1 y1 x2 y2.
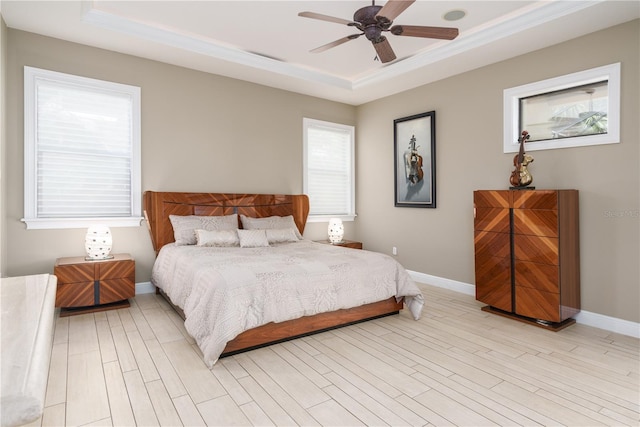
303 118 355 221
23 66 142 229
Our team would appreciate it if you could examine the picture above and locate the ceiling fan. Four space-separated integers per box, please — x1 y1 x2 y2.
299 0 459 63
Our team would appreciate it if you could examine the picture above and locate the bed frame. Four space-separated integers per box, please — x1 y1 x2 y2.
143 191 403 357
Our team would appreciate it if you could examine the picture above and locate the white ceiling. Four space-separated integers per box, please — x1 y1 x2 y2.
1 1 638 105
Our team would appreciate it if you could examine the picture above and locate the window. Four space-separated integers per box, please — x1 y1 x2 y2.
503 63 620 153
303 118 355 222
520 80 609 142
23 67 142 229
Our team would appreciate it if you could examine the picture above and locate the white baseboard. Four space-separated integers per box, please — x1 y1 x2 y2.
407 271 476 296
407 270 640 339
135 281 155 295
573 311 640 339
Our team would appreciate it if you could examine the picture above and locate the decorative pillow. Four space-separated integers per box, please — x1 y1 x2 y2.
195 229 240 247
237 229 269 248
240 214 303 239
169 214 238 245
266 228 299 244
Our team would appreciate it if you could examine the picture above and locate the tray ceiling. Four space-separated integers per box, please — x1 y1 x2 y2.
1 1 638 105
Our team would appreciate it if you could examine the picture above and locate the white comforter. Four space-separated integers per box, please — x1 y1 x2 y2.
151 240 424 366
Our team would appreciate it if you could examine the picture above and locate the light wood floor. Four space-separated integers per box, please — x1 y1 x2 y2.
25 283 639 426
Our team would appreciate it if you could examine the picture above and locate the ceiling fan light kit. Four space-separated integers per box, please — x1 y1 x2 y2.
299 0 459 64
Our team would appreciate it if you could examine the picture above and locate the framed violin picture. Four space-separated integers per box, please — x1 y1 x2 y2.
393 111 436 208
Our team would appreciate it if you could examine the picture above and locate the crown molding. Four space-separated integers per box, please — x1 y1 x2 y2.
80 0 605 100
352 0 602 89
80 1 352 90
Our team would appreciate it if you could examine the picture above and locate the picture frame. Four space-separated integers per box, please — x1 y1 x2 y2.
503 62 620 153
394 111 436 208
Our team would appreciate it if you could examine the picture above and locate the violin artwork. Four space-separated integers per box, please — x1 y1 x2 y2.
405 135 424 185
509 130 534 188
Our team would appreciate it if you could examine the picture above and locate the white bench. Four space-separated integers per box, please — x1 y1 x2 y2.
1 274 57 427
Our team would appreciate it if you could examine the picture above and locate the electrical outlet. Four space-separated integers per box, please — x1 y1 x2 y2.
392 246 397 255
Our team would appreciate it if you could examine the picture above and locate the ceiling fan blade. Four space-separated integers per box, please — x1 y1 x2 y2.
310 34 362 53
372 37 396 63
298 11 355 26
375 0 415 23
390 25 459 40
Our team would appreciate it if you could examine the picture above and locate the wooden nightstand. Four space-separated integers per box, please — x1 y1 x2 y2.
315 239 363 249
54 253 135 317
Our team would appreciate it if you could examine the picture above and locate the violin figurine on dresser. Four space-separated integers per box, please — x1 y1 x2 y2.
509 130 534 188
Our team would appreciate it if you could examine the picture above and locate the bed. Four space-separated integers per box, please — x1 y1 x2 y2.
144 191 424 366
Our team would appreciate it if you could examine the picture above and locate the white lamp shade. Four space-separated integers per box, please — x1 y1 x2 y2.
328 218 344 244
85 225 113 260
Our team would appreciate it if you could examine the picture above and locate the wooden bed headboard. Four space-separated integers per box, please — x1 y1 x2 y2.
143 192 310 253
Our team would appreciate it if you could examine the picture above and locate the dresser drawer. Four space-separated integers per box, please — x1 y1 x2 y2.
515 261 559 293
474 207 510 233
474 230 510 259
515 286 561 323
513 190 557 210
513 209 558 237
475 255 512 312
513 234 559 265
474 190 510 208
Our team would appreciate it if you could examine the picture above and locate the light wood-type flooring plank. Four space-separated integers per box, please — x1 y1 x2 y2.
102 360 136 427
172 394 206 426
123 369 159 426
35 283 638 426
65 350 110 426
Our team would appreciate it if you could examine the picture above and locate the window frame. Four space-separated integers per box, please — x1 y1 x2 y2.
503 62 620 153
22 66 142 230
303 118 356 223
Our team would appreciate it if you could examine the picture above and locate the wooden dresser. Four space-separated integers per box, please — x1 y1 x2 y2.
473 189 580 330
54 253 135 316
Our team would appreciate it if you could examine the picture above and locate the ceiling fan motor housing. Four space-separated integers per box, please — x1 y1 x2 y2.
354 5 390 42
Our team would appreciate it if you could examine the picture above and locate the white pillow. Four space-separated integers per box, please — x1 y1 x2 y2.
169 214 238 245
266 228 299 244
195 229 240 247
237 229 270 248
240 214 303 239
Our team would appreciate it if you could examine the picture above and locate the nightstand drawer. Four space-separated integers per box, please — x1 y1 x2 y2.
99 259 135 280
100 278 135 304
54 263 94 283
55 281 94 307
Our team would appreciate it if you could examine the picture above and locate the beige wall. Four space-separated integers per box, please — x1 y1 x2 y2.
1 16 7 277
2 21 638 323
356 20 639 323
4 30 356 283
